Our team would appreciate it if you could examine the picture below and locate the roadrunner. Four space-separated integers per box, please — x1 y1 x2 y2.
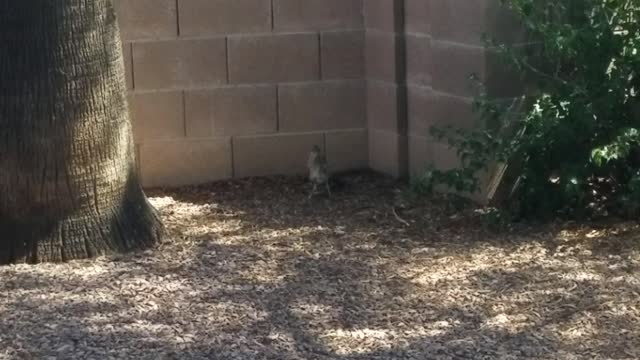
307 145 331 198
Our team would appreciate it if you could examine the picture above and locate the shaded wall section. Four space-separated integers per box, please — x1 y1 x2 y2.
115 0 367 187
364 0 408 177
402 0 523 182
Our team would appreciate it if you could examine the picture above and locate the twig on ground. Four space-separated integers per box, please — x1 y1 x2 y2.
392 206 410 227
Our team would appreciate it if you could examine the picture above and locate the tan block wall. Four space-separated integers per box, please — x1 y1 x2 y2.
404 0 522 180
115 0 516 188
114 0 366 187
364 0 408 177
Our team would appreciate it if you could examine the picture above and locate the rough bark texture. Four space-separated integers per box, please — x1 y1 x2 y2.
0 0 164 264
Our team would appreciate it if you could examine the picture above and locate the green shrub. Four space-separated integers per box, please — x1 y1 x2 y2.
426 0 640 219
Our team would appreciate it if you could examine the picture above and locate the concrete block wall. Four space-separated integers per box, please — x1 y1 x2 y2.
364 0 408 177
403 0 523 179
114 0 367 187
362 0 520 182
115 0 517 188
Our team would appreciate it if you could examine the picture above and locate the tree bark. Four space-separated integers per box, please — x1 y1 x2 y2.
0 0 164 264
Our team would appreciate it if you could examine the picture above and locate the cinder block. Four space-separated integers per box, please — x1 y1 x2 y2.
429 0 524 45
325 129 369 172
228 33 319 84
405 0 430 34
409 135 431 178
406 34 431 86
367 81 404 132
178 0 271 36
128 91 185 142
407 85 433 136
431 41 524 99
430 0 489 44
273 0 363 31
114 0 177 40
431 93 477 130
140 138 232 187
368 129 407 177
122 42 133 90
185 85 277 137
278 81 366 132
321 31 365 79
233 133 324 178
430 40 486 97
408 86 477 137
364 0 403 32
366 31 402 82
133 38 227 90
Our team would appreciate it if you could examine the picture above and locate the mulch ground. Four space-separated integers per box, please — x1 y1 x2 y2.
1 171 639 360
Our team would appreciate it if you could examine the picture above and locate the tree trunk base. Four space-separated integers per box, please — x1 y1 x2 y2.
0 183 164 264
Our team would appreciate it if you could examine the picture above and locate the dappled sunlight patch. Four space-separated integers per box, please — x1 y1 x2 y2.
607 274 640 286
483 313 534 333
149 195 243 238
321 328 420 356
320 323 458 356
401 246 536 287
4 260 114 278
147 196 176 211
245 225 333 243
556 317 598 341
559 271 604 282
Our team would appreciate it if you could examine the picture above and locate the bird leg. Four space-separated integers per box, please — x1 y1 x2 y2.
325 182 332 197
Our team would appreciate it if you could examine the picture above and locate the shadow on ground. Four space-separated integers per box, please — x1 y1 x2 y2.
1 172 639 359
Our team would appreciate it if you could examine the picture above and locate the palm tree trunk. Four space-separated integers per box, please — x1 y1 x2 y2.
0 0 164 264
